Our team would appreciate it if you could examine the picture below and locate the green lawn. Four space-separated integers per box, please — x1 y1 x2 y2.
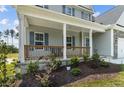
7 53 18 60
65 64 124 87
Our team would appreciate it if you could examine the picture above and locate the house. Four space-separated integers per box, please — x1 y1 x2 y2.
14 5 107 63
95 5 124 59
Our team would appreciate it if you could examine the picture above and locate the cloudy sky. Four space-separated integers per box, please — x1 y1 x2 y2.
0 5 114 48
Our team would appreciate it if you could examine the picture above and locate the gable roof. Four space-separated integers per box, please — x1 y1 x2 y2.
95 6 124 25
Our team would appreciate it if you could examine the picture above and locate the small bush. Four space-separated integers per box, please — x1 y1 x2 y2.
49 54 62 71
35 73 52 87
83 54 90 63
50 60 62 71
70 56 80 67
15 73 22 80
71 68 81 76
27 61 39 75
87 53 101 69
100 60 109 68
92 53 100 62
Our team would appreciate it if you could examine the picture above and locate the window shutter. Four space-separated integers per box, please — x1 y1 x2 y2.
72 8 75 16
62 5 65 14
30 32 34 45
72 36 75 46
44 33 49 45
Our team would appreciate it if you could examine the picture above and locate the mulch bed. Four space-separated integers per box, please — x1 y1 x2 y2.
17 62 121 87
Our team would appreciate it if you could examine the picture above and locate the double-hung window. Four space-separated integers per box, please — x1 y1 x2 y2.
35 33 44 46
67 36 72 48
65 6 73 16
81 12 90 20
85 37 89 47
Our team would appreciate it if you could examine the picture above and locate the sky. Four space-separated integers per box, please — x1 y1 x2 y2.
0 5 115 48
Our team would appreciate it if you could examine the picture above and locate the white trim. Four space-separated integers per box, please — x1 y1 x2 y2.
63 23 67 60
89 29 93 57
111 29 114 57
18 14 27 63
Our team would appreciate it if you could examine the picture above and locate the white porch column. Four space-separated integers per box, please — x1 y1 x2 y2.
81 32 84 55
63 23 67 60
111 29 114 57
89 29 93 57
18 14 27 63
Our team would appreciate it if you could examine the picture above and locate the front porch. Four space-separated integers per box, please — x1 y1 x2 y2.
18 6 106 62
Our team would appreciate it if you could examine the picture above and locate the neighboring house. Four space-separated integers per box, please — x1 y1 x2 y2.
95 5 124 59
14 5 106 63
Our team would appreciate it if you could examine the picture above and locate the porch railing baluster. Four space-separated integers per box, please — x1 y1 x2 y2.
24 45 90 60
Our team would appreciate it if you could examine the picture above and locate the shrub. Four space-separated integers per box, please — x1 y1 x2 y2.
15 73 22 80
92 53 100 62
83 54 90 63
70 56 80 67
49 54 62 71
50 60 62 71
27 61 39 75
36 73 52 87
87 53 101 69
71 68 81 76
100 60 109 68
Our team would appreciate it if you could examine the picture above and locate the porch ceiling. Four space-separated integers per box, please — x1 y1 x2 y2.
27 16 89 32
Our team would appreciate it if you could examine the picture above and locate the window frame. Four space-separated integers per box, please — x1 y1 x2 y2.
66 36 73 48
34 32 45 46
81 11 90 20
84 37 90 47
65 6 73 16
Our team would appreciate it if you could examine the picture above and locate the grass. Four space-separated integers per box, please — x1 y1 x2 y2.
65 64 124 87
7 53 18 60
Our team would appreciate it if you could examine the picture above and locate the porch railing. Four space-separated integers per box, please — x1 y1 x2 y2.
24 45 90 60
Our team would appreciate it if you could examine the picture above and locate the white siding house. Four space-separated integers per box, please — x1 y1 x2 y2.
95 5 124 59
14 5 107 63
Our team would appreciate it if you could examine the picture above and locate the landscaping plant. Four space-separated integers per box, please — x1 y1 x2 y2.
100 59 109 68
27 61 39 75
70 56 80 67
0 40 16 86
70 68 81 76
35 62 54 87
83 54 90 63
88 53 101 69
49 54 62 71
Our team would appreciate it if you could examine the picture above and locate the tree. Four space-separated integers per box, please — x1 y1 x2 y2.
4 29 9 45
15 32 19 39
0 31 2 40
0 40 9 86
10 29 15 46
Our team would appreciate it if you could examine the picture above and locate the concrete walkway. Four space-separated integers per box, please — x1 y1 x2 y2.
103 58 124 64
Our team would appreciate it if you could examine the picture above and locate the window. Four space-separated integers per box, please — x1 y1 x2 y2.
85 37 89 47
81 12 90 20
34 33 44 45
67 36 72 47
65 6 73 16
